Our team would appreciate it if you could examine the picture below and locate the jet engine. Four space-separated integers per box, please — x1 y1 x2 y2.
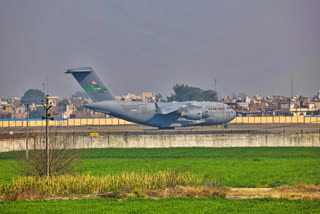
181 109 209 120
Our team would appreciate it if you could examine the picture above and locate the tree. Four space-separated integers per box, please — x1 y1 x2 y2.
167 84 218 102
21 89 46 105
200 90 218 101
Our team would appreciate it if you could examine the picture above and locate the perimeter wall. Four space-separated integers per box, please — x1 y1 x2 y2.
1 131 319 152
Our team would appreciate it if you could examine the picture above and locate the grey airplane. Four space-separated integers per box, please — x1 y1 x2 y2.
66 67 236 129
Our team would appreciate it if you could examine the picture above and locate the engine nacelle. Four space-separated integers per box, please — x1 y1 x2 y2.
181 110 209 120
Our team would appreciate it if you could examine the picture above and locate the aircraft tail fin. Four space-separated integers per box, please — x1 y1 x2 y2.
66 67 115 101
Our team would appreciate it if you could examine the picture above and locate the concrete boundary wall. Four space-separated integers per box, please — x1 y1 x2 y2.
1 132 319 152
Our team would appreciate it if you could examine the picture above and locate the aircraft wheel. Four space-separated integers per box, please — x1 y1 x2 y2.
224 124 228 129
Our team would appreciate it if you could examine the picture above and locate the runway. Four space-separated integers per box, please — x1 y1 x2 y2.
1 123 319 139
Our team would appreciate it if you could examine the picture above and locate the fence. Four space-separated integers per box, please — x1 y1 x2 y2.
230 116 320 124
0 116 319 128
0 118 134 128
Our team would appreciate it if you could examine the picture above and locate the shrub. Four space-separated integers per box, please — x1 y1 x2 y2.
16 134 80 177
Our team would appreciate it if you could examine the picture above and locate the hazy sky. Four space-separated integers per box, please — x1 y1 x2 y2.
0 0 319 99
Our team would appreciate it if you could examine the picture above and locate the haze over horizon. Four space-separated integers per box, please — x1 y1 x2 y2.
0 0 319 99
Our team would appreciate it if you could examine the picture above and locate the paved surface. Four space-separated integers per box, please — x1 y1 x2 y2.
1 123 320 139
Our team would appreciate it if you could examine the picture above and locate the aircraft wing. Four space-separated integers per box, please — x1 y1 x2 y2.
155 102 201 115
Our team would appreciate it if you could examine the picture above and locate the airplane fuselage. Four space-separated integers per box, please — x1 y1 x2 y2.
66 67 236 129
84 100 236 128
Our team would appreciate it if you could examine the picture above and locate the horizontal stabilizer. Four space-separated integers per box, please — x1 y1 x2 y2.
66 67 93 73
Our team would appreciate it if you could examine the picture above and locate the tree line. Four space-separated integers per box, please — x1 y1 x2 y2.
166 84 218 102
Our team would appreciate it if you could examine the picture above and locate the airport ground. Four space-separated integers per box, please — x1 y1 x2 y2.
1 123 320 137
0 147 319 213
0 125 319 213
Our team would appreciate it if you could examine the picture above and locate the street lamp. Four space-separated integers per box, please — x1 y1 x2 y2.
42 95 54 177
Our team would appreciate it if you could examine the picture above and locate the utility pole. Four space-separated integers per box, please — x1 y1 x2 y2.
42 95 54 177
291 80 293 98
26 104 29 159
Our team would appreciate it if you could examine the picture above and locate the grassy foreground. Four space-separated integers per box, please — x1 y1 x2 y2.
1 197 319 214
0 147 319 212
0 147 319 187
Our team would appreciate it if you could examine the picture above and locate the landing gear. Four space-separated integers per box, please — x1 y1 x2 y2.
224 124 228 129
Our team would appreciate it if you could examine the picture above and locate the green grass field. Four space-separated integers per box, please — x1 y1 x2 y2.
0 147 319 213
0 147 319 187
1 198 319 214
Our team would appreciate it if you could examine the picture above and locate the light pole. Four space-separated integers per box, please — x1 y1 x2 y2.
26 104 29 159
42 95 54 177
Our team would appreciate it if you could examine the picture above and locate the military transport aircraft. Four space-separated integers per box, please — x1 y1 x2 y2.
66 67 236 129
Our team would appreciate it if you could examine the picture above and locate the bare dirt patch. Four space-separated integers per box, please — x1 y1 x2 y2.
227 185 320 200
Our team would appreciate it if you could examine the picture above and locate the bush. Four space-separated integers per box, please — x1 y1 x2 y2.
16 134 80 177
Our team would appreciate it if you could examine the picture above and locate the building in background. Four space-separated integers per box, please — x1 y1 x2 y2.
1 90 319 119
48 96 59 106
116 92 155 102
